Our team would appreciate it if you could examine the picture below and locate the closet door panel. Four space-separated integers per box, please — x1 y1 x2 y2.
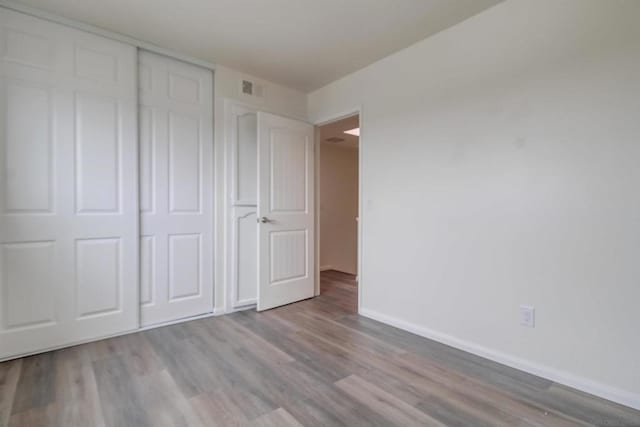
67 23 139 342
168 112 201 213
139 50 213 326
0 9 138 359
4 82 53 213
2 241 56 329
75 92 121 213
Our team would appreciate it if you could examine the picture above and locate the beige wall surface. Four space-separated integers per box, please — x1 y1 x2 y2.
320 143 359 275
308 0 640 409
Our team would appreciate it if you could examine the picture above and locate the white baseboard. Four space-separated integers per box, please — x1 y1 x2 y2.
359 307 640 411
139 309 224 332
225 303 256 314
320 265 333 271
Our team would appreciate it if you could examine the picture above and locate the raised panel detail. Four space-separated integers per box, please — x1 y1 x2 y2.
168 234 200 301
270 230 307 284
75 238 121 318
1 242 55 329
169 73 200 104
75 93 120 213
236 113 257 204
75 46 118 82
4 83 52 213
236 211 257 304
140 236 155 306
138 64 152 92
139 106 154 213
169 113 200 213
270 130 307 212
4 29 52 69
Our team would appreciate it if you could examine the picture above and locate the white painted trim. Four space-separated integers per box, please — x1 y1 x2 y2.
320 265 333 271
0 0 217 71
225 304 257 314
0 309 224 363
234 298 257 308
224 98 308 124
139 309 224 331
314 125 322 297
314 107 363 127
359 307 640 411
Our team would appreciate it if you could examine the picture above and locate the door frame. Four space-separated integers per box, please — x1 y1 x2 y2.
222 99 315 314
313 107 363 312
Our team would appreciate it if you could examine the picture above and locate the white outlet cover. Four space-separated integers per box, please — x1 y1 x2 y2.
520 305 535 328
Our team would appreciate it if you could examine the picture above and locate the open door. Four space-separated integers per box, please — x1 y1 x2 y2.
257 113 315 311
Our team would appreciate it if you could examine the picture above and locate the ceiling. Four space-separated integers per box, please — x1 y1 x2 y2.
13 0 502 91
320 115 359 149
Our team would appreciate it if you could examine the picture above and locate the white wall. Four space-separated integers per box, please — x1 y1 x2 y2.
320 143 359 275
308 0 640 409
214 65 307 313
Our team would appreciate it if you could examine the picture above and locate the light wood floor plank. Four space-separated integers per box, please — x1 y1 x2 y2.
0 360 21 426
252 408 303 427
52 346 105 427
1 270 639 427
335 374 445 426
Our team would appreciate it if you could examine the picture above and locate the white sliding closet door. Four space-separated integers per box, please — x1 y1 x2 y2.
138 51 213 326
0 9 138 359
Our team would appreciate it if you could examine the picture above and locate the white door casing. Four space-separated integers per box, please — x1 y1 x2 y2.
0 9 138 359
138 51 214 326
257 113 315 311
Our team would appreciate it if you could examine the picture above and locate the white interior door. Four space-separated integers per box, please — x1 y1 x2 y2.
257 113 314 311
0 9 138 359
138 51 213 326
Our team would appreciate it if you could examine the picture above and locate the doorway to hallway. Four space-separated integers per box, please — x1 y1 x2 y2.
317 114 359 308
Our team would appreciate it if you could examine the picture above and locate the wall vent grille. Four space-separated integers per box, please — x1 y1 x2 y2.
240 79 265 99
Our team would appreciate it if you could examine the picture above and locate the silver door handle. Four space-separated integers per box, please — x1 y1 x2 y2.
257 216 271 223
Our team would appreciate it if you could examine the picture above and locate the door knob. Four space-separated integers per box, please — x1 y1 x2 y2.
257 216 271 223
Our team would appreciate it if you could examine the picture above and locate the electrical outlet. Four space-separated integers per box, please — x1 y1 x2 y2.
520 305 535 328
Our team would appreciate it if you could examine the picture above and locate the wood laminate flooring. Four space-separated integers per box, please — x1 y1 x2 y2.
1 270 639 426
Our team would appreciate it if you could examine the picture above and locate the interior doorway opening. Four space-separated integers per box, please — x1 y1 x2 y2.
317 114 360 312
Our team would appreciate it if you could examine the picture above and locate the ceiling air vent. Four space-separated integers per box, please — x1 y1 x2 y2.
325 137 344 143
